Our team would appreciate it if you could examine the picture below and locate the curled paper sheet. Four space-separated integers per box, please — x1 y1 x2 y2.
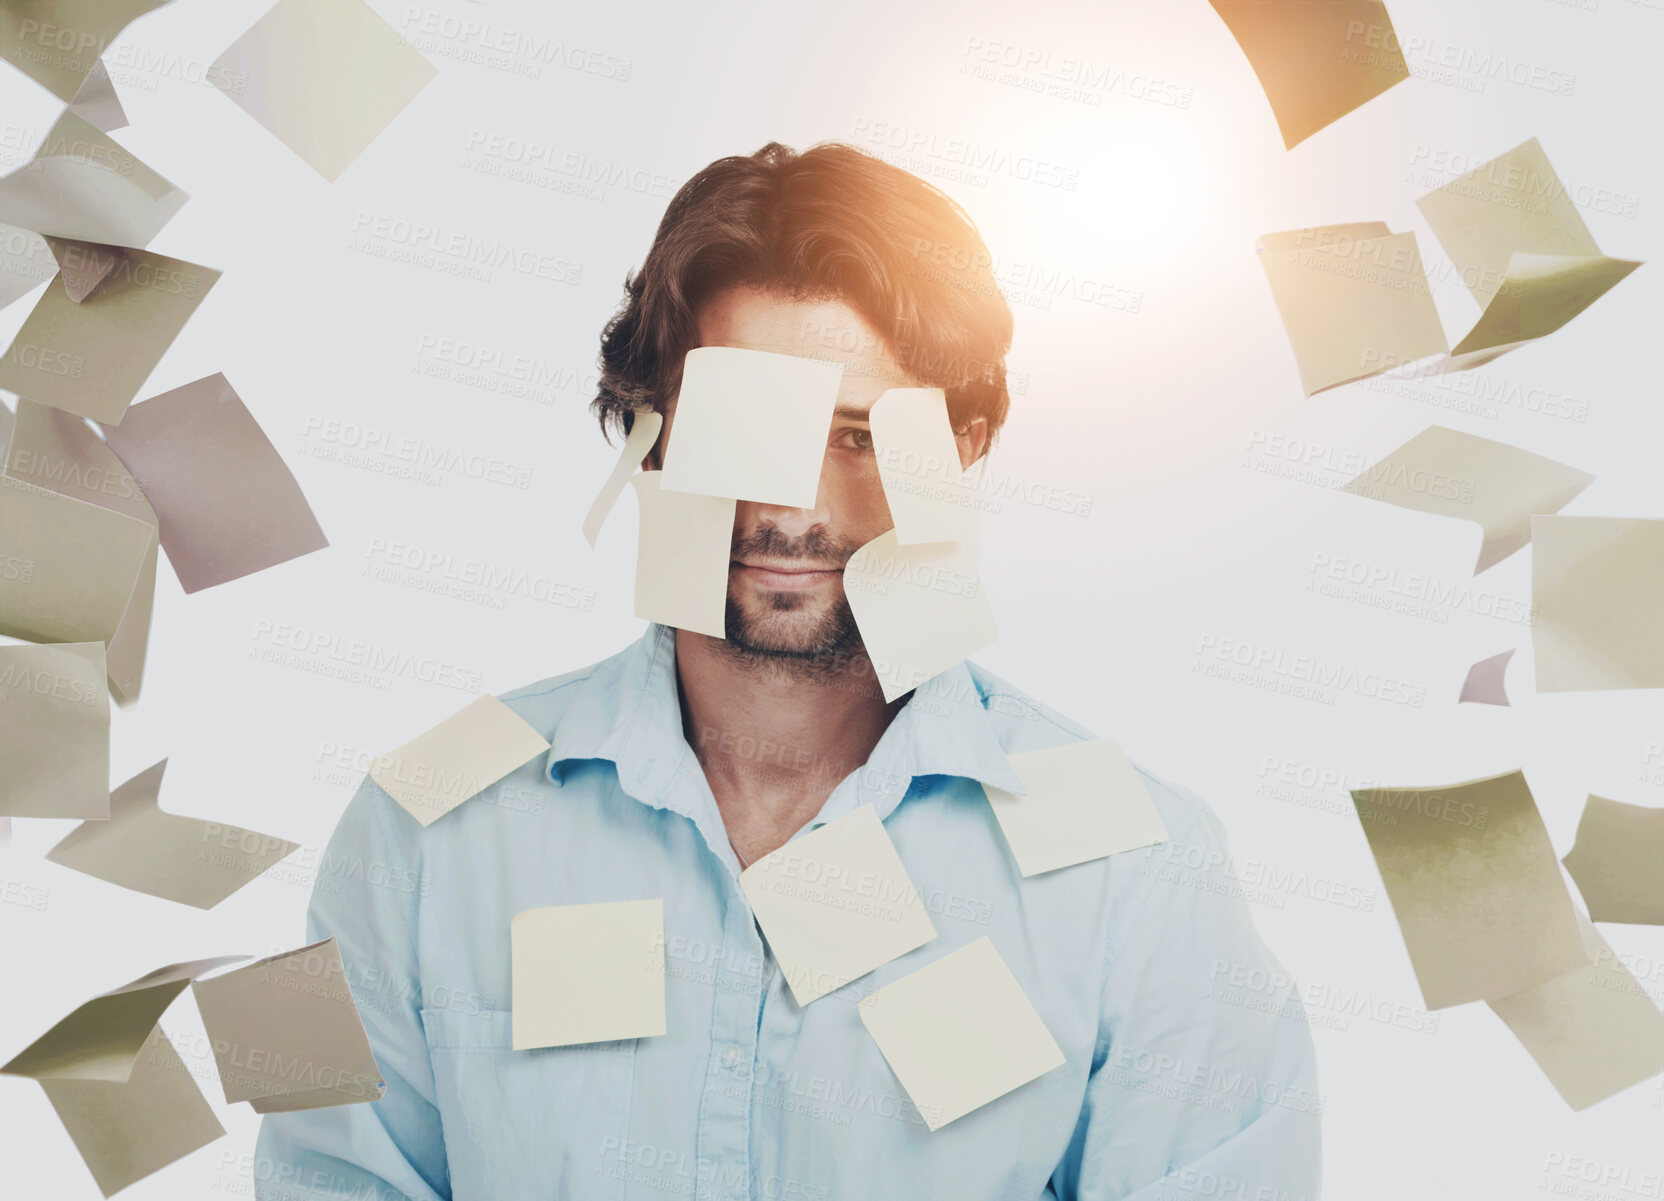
1257 223 1448 394
740 805 938 1006
0 472 152 649
192 938 386 1112
844 529 997 703
0 249 221 424
67 59 128 133
1351 770 1591 1009
210 0 438 182
1 955 244 1082
1209 0 1409 149
1531 516 1664 692
0 222 58 311
1458 649 1514 707
0 642 109 820
38 1024 223 1198
1416 139 1642 370
982 738 1168 877
582 409 662 547
0 0 173 103
45 236 127 303
868 387 980 545
1562 795 1664 925
99 373 328 593
630 470 734 640
47 758 301 907
369 694 552 827
0 110 187 247
859 936 1065 1130
1341 425 1592 574
511 900 667 1049
5 399 158 703
1487 910 1664 1110
659 345 844 508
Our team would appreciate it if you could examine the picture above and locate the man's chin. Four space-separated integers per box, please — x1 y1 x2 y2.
722 595 861 661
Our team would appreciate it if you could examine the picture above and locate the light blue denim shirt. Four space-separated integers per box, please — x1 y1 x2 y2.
254 624 1320 1201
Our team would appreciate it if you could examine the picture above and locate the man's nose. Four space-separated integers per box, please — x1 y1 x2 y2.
742 471 831 537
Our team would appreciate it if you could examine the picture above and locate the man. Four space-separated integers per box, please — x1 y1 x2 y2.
255 142 1320 1201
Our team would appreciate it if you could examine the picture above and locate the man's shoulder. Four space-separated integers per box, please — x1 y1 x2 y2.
492 636 642 739
962 659 1220 846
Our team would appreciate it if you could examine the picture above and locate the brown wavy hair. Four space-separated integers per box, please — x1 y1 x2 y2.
592 141 1014 446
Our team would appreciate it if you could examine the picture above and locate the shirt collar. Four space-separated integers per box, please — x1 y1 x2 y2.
544 623 1026 828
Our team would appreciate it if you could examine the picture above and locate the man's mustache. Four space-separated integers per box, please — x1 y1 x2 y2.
730 525 859 567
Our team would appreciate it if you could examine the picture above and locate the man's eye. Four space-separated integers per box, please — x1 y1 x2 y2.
835 428 874 451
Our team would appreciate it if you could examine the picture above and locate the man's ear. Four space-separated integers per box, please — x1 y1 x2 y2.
956 416 989 471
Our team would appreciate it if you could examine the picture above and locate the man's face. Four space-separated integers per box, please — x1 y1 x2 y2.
655 286 986 662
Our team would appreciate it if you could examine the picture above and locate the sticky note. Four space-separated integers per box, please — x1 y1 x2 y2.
741 805 937 1005
511 900 667 1049
859 936 1065 1130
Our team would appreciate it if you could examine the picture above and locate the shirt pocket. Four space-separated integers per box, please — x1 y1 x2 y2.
420 1006 636 1201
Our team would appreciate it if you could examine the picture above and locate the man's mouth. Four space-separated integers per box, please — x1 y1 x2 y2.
733 560 844 590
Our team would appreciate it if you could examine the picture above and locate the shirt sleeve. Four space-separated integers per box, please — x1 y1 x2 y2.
1053 793 1323 1201
253 775 452 1201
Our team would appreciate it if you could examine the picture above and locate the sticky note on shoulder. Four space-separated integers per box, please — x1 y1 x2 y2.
740 805 937 1005
983 738 1168 876
859 936 1065 1130
511 899 666 1048
370 694 551 826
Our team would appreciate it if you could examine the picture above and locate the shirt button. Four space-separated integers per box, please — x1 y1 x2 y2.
721 1046 741 1068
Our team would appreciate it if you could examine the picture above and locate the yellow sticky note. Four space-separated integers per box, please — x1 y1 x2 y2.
511 900 667 1049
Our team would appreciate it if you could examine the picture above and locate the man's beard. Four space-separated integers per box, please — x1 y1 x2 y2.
720 525 866 682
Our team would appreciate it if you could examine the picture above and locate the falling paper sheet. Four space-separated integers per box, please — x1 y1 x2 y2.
740 805 937 1006
68 59 128 133
1417 139 1641 369
192 938 385 1112
511 900 667 1049
0 472 152 647
1209 0 1409 149
0 0 172 102
659 345 844 508
98 373 327 592
1532 516 1664 692
1341 425 1592 573
1256 223 1447 395
0 110 187 246
1562 795 1664 925
6 399 158 703
859 936 1065 1130
210 0 437 182
38 1024 224 1198
844 528 998 703
869 387 980 544
1 954 243 1081
0 249 220 424
582 409 662 547
982 738 1168 877
630 470 734 640
46 236 127 302
1488 910 1664 1110
1458 649 1514 707
1351 770 1591 1009
0 642 108 819
369 693 551 827
0 222 58 311
47 759 300 908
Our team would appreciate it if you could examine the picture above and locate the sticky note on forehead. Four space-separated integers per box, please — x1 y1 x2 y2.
658 346 843 508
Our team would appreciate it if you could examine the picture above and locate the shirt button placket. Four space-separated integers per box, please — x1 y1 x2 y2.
694 882 763 1201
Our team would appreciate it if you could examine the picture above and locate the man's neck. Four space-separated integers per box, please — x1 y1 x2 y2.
675 631 900 868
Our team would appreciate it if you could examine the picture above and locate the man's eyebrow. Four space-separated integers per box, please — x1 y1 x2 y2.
831 404 872 421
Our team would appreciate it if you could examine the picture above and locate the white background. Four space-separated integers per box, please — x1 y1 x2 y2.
2 0 1661 1197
